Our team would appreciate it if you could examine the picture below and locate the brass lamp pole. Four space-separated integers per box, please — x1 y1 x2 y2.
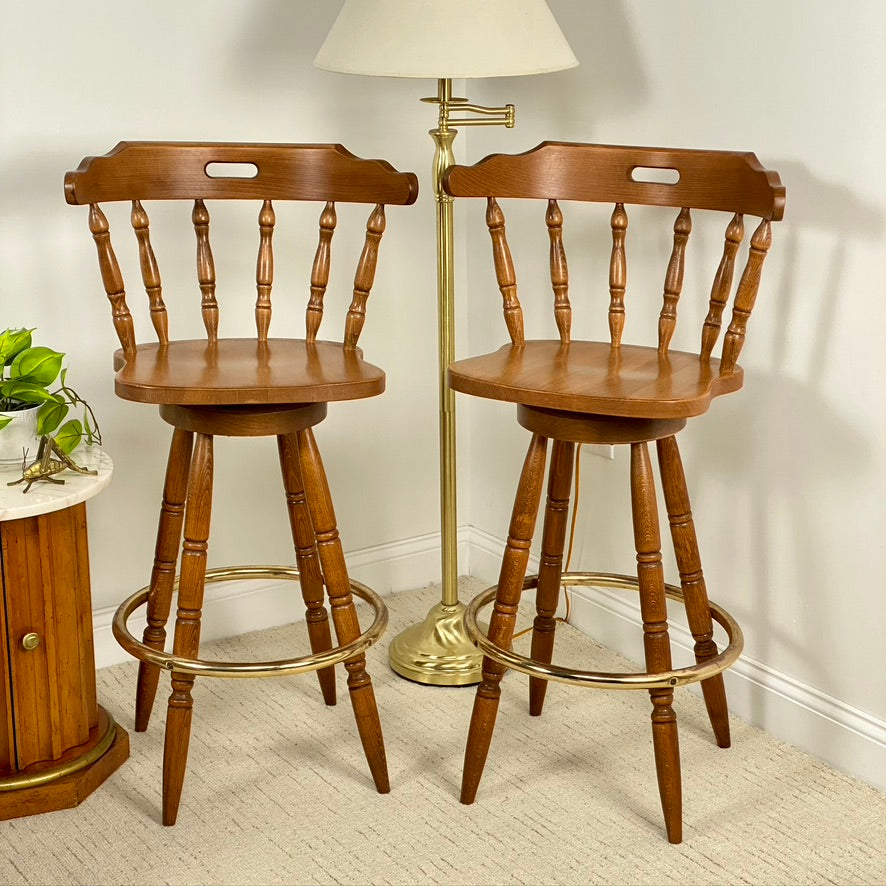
386 79 516 684
315 0 577 686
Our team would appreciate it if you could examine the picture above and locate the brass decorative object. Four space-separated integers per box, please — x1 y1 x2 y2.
7 434 97 493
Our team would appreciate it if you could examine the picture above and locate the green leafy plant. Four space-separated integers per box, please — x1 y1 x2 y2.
0 327 101 454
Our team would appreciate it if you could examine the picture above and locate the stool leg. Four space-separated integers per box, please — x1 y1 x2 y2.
136 428 193 732
529 439 575 716
631 441 682 844
278 434 336 706
657 435 730 748
461 433 548 804
162 432 213 826
296 428 389 794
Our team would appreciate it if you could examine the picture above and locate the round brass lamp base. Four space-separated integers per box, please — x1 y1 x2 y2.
388 601 483 685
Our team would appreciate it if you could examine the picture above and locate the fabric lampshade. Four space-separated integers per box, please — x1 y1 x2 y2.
314 0 578 79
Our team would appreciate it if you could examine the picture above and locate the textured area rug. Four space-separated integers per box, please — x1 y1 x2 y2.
2 580 884 885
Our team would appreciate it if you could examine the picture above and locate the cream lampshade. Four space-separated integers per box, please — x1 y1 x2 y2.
315 0 577 686
315 0 577 79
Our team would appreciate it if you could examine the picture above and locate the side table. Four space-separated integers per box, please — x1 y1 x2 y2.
0 447 128 820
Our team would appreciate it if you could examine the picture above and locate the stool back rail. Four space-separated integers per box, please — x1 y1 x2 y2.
65 142 417 825
443 141 784 844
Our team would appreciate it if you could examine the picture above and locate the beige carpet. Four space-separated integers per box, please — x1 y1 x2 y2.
2 580 884 886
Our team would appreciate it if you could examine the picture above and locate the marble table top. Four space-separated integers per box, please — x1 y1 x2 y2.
0 446 113 521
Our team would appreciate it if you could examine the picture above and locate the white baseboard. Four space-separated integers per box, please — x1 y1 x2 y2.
92 525 886 794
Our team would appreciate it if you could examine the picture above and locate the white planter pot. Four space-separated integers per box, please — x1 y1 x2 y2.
0 404 40 465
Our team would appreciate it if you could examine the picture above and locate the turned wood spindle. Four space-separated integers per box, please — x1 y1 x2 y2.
296 428 389 794
135 428 193 733
461 433 548 805
700 213 744 360
658 207 692 353
486 197 525 347
609 203 628 347
307 201 337 344
630 441 682 844
254 200 275 342
131 200 169 345
546 199 571 344
192 199 218 342
277 434 336 706
656 435 731 748
344 204 386 350
720 219 773 372
163 431 213 826
529 438 575 716
89 203 136 357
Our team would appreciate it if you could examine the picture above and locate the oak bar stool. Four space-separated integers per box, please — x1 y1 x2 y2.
64 142 418 824
445 142 784 843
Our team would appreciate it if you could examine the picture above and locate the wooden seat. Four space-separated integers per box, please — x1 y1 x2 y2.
444 141 784 843
65 141 418 825
111 338 385 405
450 341 742 419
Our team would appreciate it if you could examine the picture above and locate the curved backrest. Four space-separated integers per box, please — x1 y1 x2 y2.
443 141 785 371
65 142 419 358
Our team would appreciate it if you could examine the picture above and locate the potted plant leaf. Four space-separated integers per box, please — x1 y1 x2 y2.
0 327 101 464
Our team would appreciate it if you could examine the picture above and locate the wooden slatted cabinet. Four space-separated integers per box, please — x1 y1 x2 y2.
0 449 128 820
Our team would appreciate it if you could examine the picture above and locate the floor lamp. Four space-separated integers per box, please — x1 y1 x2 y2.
315 0 577 685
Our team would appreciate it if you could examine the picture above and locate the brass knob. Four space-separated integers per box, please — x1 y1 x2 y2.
21 632 40 652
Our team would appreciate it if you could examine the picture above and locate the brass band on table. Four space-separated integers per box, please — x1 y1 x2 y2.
0 707 118 792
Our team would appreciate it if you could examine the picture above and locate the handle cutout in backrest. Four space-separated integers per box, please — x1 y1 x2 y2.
205 162 259 179
631 166 680 185
65 143 419 205
443 143 784 220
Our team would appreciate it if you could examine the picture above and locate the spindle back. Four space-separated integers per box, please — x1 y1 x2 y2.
65 142 419 359
443 141 784 372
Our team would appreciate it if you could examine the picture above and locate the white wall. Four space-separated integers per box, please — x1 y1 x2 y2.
1 1 883 790
464 0 886 788
1 1 451 622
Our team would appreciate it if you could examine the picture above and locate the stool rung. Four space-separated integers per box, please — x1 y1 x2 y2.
463 571 743 690
113 565 387 678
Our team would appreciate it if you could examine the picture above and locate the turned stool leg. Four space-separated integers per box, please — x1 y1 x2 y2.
630 441 682 844
461 433 548 804
657 435 731 748
136 428 193 732
278 434 336 706
163 432 213 826
296 428 389 794
529 439 575 716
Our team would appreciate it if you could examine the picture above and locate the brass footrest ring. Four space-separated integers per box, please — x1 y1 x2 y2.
112 566 388 679
463 571 743 690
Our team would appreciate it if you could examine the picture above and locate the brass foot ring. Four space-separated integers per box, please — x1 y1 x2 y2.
112 566 388 678
463 571 743 690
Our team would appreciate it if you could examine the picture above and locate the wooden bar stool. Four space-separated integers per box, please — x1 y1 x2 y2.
65 142 418 824
444 142 784 843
